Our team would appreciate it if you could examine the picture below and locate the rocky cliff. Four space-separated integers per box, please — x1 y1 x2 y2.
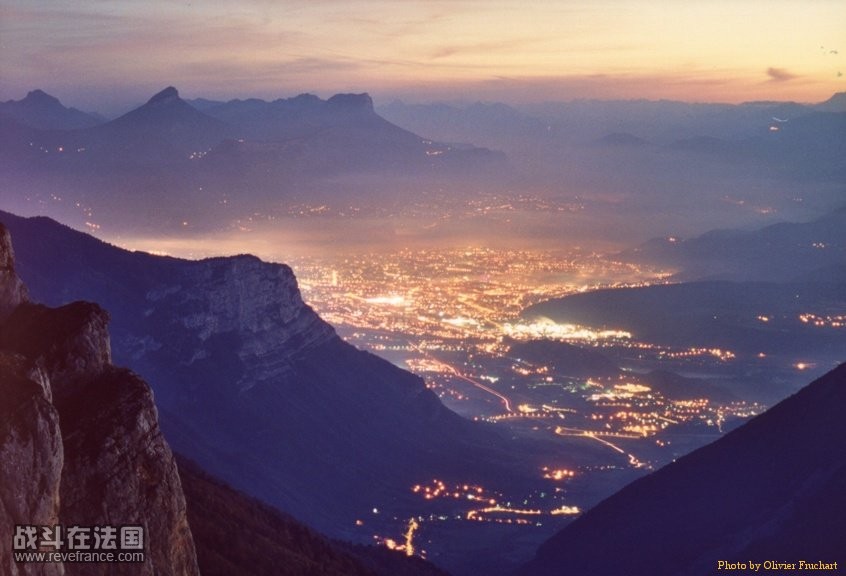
0 352 63 576
143 254 336 394
0 225 27 320
0 222 199 576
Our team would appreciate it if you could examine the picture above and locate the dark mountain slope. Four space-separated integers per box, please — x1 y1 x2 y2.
524 280 846 359
177 456 449 576
518 363 846 576
2 219 450 576
815 91 846 112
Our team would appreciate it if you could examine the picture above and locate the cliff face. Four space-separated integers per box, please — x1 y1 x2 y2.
0 353 63 576
0 223 199 576
144 255 336 394
0 225 27 320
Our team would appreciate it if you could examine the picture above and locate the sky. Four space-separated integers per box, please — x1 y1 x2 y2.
1 0 844 113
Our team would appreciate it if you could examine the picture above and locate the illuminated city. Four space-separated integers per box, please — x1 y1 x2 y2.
286 246 822 552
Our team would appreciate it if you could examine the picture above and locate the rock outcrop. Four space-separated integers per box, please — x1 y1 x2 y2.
144 254 336 393
0 224 27 320
0 353 63 576
0 222 199 576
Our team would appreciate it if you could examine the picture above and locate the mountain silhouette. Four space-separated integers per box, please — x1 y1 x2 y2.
815 91 846 112
631 208 846 282
194 90 503 177
0 89 102 130
78 86 232 164
0 86 506 233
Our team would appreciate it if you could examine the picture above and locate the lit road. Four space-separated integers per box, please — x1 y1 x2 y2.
412 343 513 413
555 426 649 468
555 427 643 440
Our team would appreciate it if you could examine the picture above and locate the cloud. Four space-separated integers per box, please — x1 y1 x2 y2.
429 37 541 60
766 67 798 82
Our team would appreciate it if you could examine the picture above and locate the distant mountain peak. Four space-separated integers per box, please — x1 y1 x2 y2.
23 89 61 106
147 86 181 105
816 91 846 112
0 89 101 129
327 92 374 112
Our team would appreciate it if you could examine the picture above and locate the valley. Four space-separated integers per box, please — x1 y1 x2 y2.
282 244 844 571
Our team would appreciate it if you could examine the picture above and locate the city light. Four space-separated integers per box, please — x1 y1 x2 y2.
504 319 632 342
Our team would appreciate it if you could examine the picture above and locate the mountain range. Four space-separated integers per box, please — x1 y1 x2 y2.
380 92 846 149
1 86 501 169
380 95 846 187
524 280 844 401
379 93 845 246
0 86 504 172
2 87 843 248
0 86 507 235
629 207 846 282
523 207 846 400
525 280 845 356
0 89 103 130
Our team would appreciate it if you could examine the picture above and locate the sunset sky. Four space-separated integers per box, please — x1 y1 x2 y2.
1 0 844 113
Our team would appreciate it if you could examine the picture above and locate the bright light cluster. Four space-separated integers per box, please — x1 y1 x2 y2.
799 313 845 328
503 318 632 341
541 467 576 481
